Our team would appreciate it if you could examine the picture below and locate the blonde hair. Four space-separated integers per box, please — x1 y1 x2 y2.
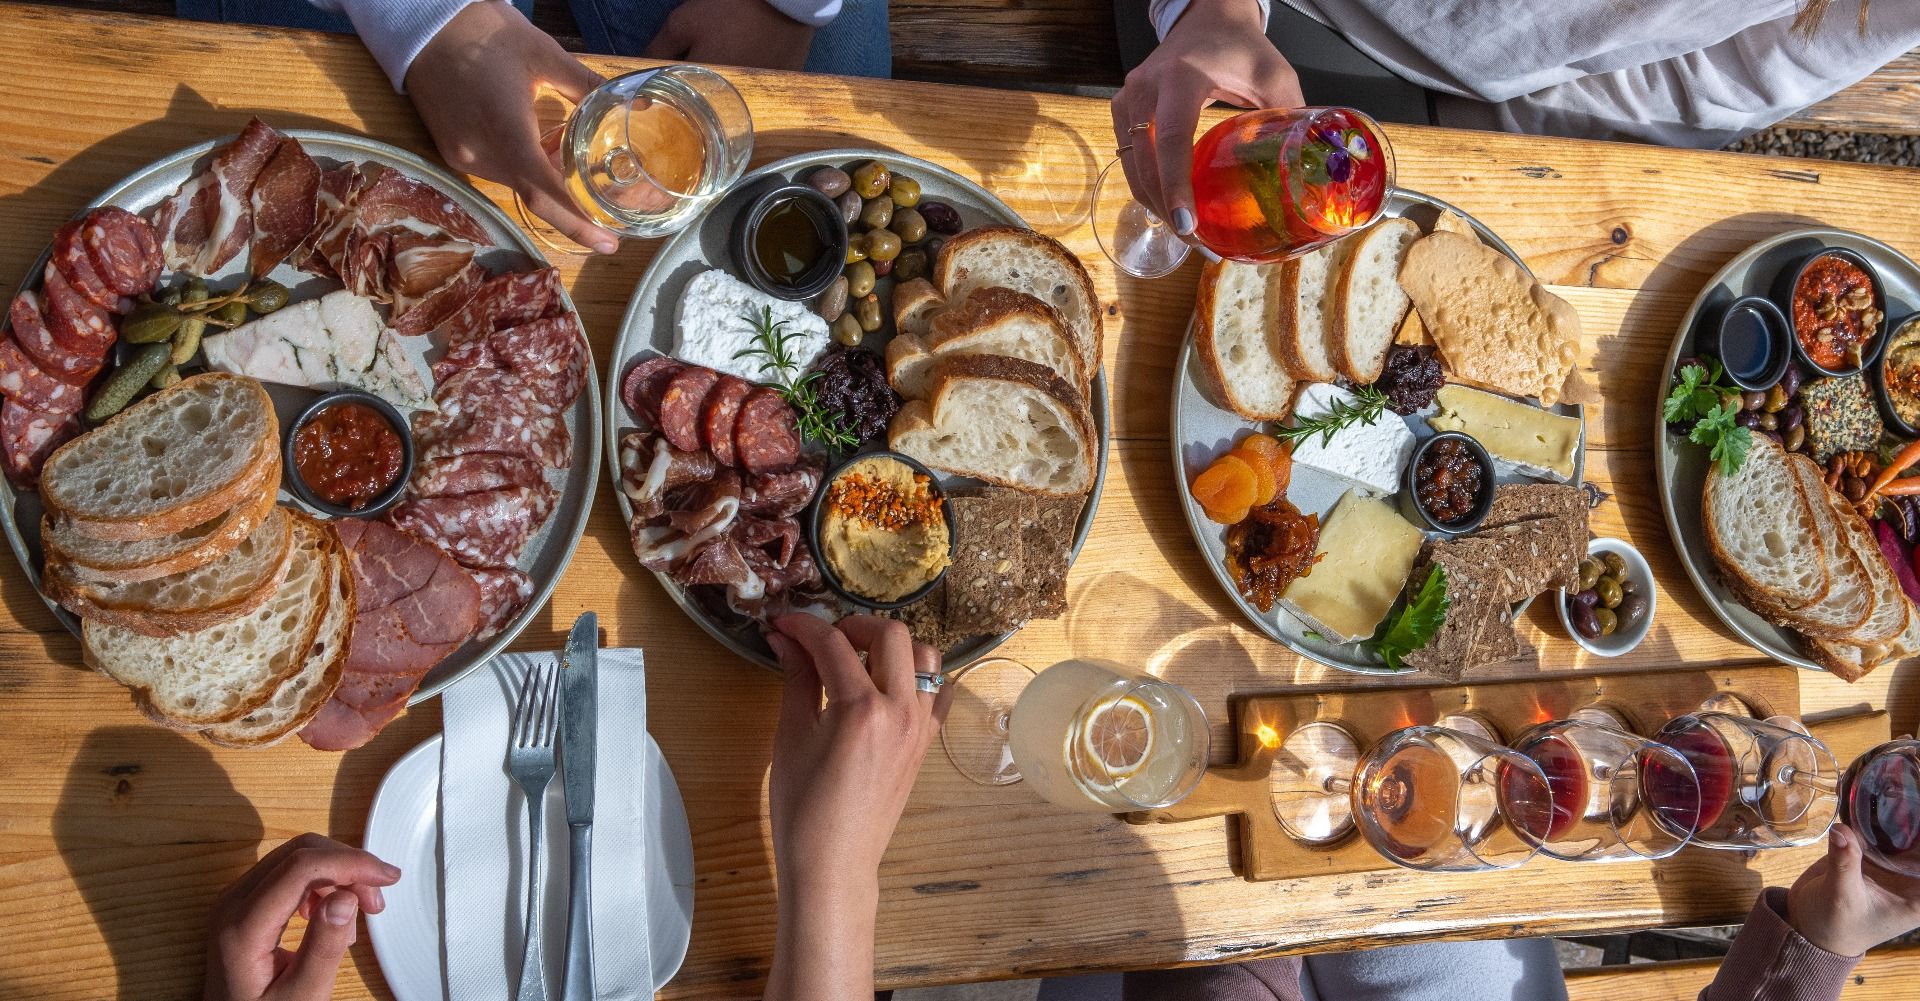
1794 0 1871 35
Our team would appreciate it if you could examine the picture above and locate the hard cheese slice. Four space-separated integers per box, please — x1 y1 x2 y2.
1278 491 1425 644
1426 385 1580 482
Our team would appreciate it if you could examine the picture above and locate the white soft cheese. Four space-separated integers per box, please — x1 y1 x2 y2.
672 269 829 383
1286 383 1415 496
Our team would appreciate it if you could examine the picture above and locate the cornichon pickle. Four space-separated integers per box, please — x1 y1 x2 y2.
122 302 184 344
86 343 172 422
150 363 181 391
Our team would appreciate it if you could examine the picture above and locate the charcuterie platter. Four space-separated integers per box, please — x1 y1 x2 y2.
607 149 1108 671
0 123 597 750
1175 191 1588 678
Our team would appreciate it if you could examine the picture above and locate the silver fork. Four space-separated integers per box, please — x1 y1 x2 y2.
508 662 560 1001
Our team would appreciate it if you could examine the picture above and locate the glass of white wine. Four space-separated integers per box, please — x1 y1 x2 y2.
515 64 754 250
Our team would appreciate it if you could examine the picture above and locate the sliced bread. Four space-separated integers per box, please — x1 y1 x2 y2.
1809 597 1920 682
83 511 337 728
889 354 1096 497
933 227 1102 380
892 277 947 338
42 463 280 582
1762 455 1873 637
1820 490 1906 645
888 287 1086 401
1703 437 1831 613
1331 217 1420 383
42 373 278 541
1276 240 1351 384
203 547 355 748
48 505 296 635
1194 258 1295 420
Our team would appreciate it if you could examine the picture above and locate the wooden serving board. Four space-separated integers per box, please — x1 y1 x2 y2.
1126 665 1890 882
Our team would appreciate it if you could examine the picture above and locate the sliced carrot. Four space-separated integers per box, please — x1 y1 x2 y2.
1193 454 1259 524
1229 445 1279 506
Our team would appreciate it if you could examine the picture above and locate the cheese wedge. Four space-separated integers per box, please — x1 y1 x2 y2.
1426 385 1581 482
1279 491 1425 644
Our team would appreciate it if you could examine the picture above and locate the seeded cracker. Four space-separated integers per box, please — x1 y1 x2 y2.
1398 231 1580 405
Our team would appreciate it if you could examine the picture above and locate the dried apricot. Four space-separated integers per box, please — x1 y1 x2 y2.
1234 433 1292 497
1193 453 1259 524
1230 435 1284 506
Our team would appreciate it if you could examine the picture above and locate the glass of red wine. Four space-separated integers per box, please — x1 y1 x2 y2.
1511 719 1699 862
1350 725 1553 872
1650 713 1838 850
1839 739 1920 877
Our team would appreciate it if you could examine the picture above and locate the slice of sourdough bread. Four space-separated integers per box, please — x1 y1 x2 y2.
83 511 337 729
892 278 947 339
934 227 1102 380
203 547 355 748
889 354 1096 497
1759 454 1872 637
43 373 278 542
1332 217 1420 383
1276 240 1351 384
1195 258 1295 420
48 505 296 636
1704 436 1831 614
43 464 280 583
888 287 1085 400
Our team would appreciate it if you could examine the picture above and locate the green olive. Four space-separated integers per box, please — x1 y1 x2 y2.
854 293 883 333
893 248 929 284
831 312 864 347
844 232 868 264
1595 576 1624 609
844 260 876 299
1577 558 1602 592
1764 382 1789 413
890 207 928 244
859 196 893 231
1593 607 1618 637
245 279 290 313
865 228 902 263
1600 551 1628 577
890 175 921 208
852 160 891 200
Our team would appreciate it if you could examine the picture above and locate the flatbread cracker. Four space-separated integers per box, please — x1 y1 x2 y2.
1397 231 1580 405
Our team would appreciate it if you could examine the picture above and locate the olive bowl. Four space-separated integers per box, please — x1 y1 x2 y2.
806 450 956 612
728 180 849 302
1556 538 1655 658
1400 431 1495 535
282 390 416 519
1772 246 1888 379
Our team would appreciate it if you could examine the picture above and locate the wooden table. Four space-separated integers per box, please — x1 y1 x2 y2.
2 6 1919 1000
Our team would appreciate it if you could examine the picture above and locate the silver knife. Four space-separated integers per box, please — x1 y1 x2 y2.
558 611 598 1001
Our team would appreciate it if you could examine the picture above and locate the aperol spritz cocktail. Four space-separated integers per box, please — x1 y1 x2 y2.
1190 107 1393 263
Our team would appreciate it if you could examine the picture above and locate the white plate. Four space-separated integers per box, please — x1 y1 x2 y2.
363 733 695 998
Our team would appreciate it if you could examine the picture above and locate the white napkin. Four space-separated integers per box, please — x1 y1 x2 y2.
439 649 654 1001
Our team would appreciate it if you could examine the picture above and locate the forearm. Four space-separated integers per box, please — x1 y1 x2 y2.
1149 0 1270 40
766 877 880 1001
1698 890 1859 1001
324 0 481 91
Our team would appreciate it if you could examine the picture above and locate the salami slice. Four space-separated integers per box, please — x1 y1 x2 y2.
701 376 753 467
470 566 535 639
41 264 114 356
0 398 79 489
388 482 557 570
414 368 570 468
0 337 87 415
734 387 801 475
81 206 162 297
488 315 585 407
9 292 99 385
409 451 546 498
621 356 685 424
52 221 119 313
658 366 721 453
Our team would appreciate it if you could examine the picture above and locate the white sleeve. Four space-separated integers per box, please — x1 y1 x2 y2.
1149 0 1270 41
763 0 841 28
311 0 481 92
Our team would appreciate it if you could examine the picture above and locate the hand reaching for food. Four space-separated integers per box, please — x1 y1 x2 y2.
405 2 617 254
203 833 401 1001
1787 822 1920 957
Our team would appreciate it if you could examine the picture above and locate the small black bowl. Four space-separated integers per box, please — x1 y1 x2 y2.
282 390 415 518
729 180 849 301
1704 296 1791 391
1401 431 1496 535
1772 247 1888 378
806 451 955 611
1873 313 1920 438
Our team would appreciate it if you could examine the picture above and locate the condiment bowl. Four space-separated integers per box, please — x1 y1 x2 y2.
1556 537 1655 658
806 450 955 611
282 390 415 519
1773 247 1887 379
1704 295 1791 391
1872 313 1920 438
1401 431 1494 535
729 180 849 301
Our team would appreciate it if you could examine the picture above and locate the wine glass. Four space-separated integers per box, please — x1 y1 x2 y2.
942 658 1209 812
1092 106 1396 279
1353 725 1551 872
1838 739 1920 877
1650 713 1839 850
1511 719 1699 862
512 65 754 252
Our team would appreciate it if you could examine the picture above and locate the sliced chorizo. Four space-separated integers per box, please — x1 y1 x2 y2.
9 292 100 385
733 387 801 475
81 206 162 297
40 264 115 356
0 337 87 415
620 355 685 425
700 376 753 467
658 366 720 454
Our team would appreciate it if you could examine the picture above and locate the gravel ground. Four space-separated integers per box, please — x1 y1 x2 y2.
1727 126 1920 167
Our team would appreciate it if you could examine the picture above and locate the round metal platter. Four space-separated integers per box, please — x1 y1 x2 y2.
1654 227 1920 671
606 148 1109 673
0 130 600 705
1171 189 1585 675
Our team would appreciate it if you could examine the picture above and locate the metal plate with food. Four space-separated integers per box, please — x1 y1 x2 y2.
1174 190 1589 677
0 122 598 750
1656 227 1920 680
607 149 1108 671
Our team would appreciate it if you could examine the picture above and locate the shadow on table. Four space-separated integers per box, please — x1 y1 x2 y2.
51 726 263 1001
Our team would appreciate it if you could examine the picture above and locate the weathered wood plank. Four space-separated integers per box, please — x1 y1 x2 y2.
1565 947 1920 1001
1785 50 1920 135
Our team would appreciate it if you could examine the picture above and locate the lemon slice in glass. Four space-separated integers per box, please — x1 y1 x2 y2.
1080 694 1155 780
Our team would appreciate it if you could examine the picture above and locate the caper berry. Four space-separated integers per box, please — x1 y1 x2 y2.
890 175 921 207
158 287 183 307
860 196 893 231
852 160 891 200
855 293 883 333
844 232 868 264
809 166 852 199
893 248 928 284
890 207 928 244
1595 576 1624 609
831 312 864 347
1600 551 1627 577
865 228 902 263
845 260 876 299
245 279 290 313
211 300 247 327
1593 607 1618 637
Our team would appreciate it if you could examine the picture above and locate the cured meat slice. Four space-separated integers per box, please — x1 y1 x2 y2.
433 268 565 378
388 482 557 570
414 368 570 468
621 356 685 424
486 315 586 407
297 695 387 752
80 207 162 299
391 259 481 337
344 229 395 302
9 292 100 385
410 452 546 498
41 264 115 355
248 136 320 276
1 399 79 489
391 232 478 297
734 388 801 475
52 221 119 312
351 163 494 246
701 376 753 467
658 366 721 453
301 163 363 280
0 337 87 414
620 430 718 520
742 460 823 519
152 117 282 275
470 566 535 639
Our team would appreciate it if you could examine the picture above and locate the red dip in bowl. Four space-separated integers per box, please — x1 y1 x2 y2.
1793 253 1883 371
293 401 405 510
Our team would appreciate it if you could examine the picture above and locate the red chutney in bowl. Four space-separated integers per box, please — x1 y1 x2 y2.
293 401 405 509
1793 253 1884 371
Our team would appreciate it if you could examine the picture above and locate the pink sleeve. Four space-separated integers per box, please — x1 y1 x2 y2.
1699 889 1861 1001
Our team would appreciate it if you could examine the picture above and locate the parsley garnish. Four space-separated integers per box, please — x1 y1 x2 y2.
732 307 858 453
1367 566 1449 671
1275 384 1391 449
1663 359 1753 477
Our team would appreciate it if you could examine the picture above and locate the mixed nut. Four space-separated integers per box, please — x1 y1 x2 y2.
806 159 962 347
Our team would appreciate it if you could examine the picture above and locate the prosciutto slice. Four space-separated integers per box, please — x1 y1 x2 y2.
351 163 493 246
248 137 320 276
152 117 281 275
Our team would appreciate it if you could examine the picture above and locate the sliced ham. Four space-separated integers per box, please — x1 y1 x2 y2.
153 117 281 275
248 136 320 276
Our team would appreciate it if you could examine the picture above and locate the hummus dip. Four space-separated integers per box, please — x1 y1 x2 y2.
820 456 951 602
1884 316 1920 430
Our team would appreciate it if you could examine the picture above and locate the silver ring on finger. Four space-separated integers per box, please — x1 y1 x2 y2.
1130 122 1152 134
914 672 945 694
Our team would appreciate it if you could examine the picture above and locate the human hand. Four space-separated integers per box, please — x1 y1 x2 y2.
405 1 619 253
203 833 402 1001
643 0 815 72
1110 0 1303 235
1786 823 1920 957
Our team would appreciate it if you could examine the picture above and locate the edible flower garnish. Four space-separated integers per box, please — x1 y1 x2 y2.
1275 384 1390 448
1368 565 1448 671
734 307 858 452
1664 358 1753 477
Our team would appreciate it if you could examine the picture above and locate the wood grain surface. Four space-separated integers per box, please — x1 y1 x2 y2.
1565 946 1920 1000
2 6 1920 1001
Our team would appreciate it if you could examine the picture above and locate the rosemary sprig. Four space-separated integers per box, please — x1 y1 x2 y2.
1275 384 1390 448
732 307 858 452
